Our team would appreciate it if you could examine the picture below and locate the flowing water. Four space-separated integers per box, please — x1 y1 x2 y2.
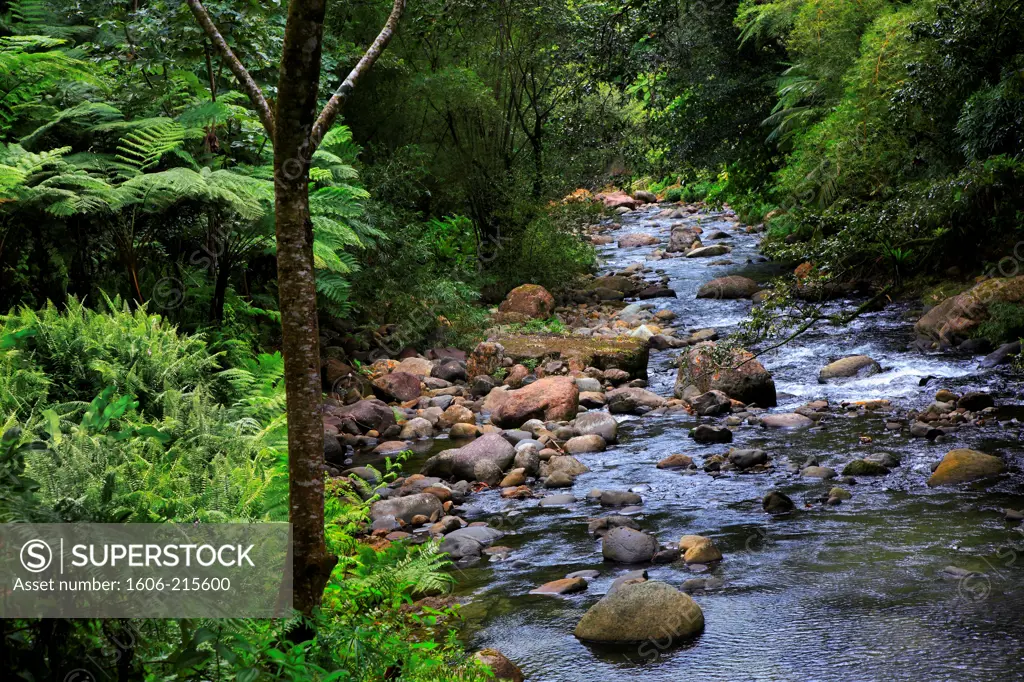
444 205 1024 681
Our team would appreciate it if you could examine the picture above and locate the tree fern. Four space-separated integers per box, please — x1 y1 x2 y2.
115 119 188 171
0 35 96 136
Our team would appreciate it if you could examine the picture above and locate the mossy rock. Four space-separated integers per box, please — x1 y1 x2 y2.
497 334 649 379
842 459 890 476
927 449 1005 487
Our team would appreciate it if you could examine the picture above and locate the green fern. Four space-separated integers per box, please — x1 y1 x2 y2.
115 119 188 171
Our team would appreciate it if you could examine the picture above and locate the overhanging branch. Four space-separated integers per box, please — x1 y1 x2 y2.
185 0 276 139
310 0 406 146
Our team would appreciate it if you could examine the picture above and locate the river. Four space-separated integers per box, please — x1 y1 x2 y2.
446 204 1024 681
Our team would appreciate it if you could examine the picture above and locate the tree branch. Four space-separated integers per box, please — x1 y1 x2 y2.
185 0 275 138
310 0 406 146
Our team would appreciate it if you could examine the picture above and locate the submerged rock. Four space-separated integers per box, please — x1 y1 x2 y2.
763 491 795 514
842 459 890 477
818 355 882 382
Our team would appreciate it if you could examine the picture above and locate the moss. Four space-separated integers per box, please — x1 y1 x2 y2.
495 334 649 378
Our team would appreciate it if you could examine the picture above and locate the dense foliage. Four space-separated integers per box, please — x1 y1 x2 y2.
0 298 485 680
2 0 1022 678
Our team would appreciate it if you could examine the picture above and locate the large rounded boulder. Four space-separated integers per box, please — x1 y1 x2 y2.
421 433 516 485
696 276 761 300
490 376 579 427
927 449 1005 487
498 284 555 320
674 342 777 407
601 527 658 564
370 493 443 525
372 371 422 403
574 411 619 443
606 387 667 415
327 399 396 434
916 276 1024 346
573 581 704 643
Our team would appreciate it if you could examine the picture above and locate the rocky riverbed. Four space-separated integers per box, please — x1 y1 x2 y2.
326 199 1024 681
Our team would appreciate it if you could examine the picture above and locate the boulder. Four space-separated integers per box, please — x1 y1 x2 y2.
980 341 1020 367
915 276 1024 346
957 392 994 412
618 233 660 248
633 190 657 203
763 491 794 514
686 244 732 258
548 470 579 488
466 342 506 378
667 226 701 253
495 334 648 379
431 358 467 382
394 357 434 377
600 490 642 506
760 413 814 429
674 342 777 407
690 389 732 416
498 284 555 320
691 424 732 444
596 190 639 210
472 650 524 682
421 433 516 485
679 535 722 564
449 423 480 439
602 527 658 564
399 417 434 439
817 355 882 382
574 581 704 643
801 466 837 479
565 434 607 454
657 454 695 469
544 455 590 478
588 515 641 538
841 459 890 476
370 493 442 525
372 371 422 403
728 448 768 469
606 387 667 414
927 449 1005 487
637 286 676 300
328 399 397 434
573 411 618 443
696 276 761 299
441 404 475 426
440 535 483 561
490 376 579 427
530 577 588 595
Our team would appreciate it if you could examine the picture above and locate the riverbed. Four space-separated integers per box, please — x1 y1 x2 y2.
448 204 1024 681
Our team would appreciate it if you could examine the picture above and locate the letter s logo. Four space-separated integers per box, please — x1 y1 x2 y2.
20 539 53 573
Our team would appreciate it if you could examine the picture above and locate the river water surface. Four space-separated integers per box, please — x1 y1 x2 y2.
446 205 1024 681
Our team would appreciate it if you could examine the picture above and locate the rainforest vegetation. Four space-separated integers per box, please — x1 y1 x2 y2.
1 0 1022 678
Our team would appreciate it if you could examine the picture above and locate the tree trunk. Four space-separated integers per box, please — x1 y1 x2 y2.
187 0 406 625
274 0 336 621
209 252 231 323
